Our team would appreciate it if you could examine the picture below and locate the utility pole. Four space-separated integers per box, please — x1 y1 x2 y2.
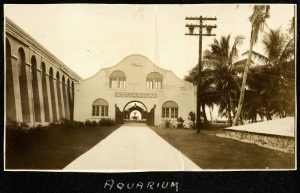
185 16 217 133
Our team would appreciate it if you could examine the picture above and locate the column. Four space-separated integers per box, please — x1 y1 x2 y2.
36 69 45 123
59 82 66 119
53 77 60 121
25 62 35 124
64 83 70 120
45 74 53 122
11 55 23 122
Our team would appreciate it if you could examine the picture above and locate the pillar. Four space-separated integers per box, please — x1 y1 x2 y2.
45 74 53 122
53 76 60 121
11 55 23 122
59 81 66 119
36 69 45 123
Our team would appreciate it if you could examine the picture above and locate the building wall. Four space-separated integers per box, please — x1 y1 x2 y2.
5 18 81 126
74 54 197 127
5 18 197 128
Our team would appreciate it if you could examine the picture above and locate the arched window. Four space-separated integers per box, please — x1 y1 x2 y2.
146 72 163 90
110 70 126 89
162 101 178 119
92 98 109 117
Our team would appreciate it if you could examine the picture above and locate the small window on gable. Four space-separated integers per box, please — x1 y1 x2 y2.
146 72 163 90
110 70 126 89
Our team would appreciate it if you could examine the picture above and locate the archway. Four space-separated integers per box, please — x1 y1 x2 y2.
31 56 41 122
18 47 30 122
6 38 16 121
123 101 148 123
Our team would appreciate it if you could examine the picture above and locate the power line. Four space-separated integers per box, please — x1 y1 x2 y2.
185 16 217 132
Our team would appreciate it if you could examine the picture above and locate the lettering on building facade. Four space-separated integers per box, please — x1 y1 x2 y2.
114 92 157 98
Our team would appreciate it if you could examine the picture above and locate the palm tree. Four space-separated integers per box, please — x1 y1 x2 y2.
184 65 217 125
203 35 243 126
243 28 295 118
233 5 270 126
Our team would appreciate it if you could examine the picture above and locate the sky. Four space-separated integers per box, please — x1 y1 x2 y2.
4 4 295 80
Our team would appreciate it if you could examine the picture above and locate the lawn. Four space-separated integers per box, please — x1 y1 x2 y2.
151 127 295 170
5 125 119 170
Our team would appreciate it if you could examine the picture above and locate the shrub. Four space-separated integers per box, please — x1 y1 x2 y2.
188 111 196 129
19 122 30 130
85 119 98 127
163 120 173 128
85 119 92 126
91 120 98 126
60 118 74 128
73 120 85 127
98 118 115 126
6 118 19 130
176 117 185 128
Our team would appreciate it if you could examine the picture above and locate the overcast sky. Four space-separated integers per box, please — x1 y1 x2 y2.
4 4 295 79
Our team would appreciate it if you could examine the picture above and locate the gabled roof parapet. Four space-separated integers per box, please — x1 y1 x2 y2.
5 17 82 81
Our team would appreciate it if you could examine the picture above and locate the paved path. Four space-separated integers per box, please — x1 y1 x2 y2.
64 123 201 172
225 117 295 137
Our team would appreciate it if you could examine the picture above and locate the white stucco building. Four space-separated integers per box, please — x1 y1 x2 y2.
5 18 197 127
74 54 197 126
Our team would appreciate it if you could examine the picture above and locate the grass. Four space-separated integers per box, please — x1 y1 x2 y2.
151 127 295 169
5 125 119 170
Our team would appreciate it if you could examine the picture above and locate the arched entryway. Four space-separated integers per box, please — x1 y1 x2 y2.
115 101 156 125
123 101 148 123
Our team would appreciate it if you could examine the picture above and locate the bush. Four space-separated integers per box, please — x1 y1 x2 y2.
85 119 91 126
98 118 115 126
188 111 196 129
91 120 98 126
84 119 98 127
176 117 185 128
6 118 19 130
73 120 85 127
163 120 173 128
60 119 85 128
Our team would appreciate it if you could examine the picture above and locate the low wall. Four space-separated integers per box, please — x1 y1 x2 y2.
217 129 295 154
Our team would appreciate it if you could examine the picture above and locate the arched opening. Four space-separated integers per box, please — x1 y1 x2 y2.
6 38 16 122
49 67 57 121
123 101 148 123
31 56 41 122
18 47 30 122
62 76 69 119
56 72 63 120
109 70 126 88
162 101 178 119
130 110 142 120
146 72 163 89
41 62 50 122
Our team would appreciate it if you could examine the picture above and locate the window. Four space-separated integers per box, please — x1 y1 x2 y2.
92 105 100 116
101 105 108 116
146 72 163 90
162 101 178 119
92 98 109 117
110 70 126 89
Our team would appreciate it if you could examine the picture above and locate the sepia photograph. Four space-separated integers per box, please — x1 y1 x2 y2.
3 4 296 172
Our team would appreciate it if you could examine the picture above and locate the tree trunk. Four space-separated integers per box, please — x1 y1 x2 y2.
239 114 244 125
233 36 255 126
227 96 233 126
201 101 208 123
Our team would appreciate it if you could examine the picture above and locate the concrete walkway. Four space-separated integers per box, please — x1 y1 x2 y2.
63 123 201 172
225 117 295 137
